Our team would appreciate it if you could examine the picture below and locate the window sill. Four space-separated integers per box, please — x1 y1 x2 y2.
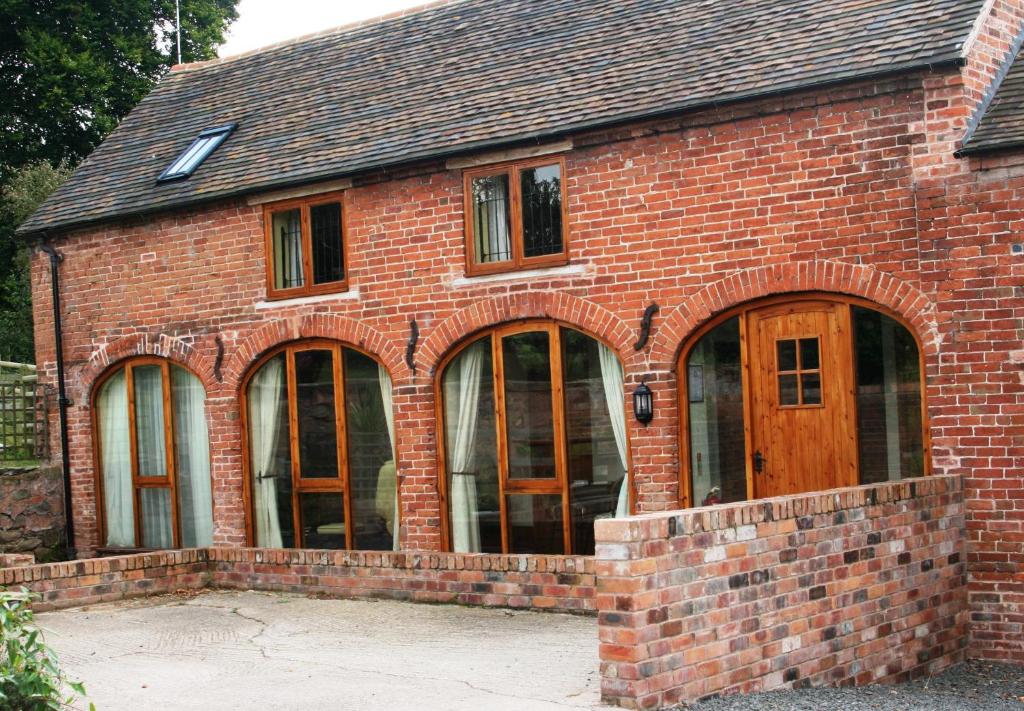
255 288 361 309
449 263 589 288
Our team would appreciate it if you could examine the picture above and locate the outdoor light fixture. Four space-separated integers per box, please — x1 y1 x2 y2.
633 381 654 425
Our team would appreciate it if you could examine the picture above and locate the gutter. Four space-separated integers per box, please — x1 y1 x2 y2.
37 241 76 560
955 139 1024 158
16 54 967 241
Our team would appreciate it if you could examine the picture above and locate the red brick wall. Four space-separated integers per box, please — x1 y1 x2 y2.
1 548 593 614
1 549 209 611
28 56 1024 662
595 475 967 708
208 548 594 612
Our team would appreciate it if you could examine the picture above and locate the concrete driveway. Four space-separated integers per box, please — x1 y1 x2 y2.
38 590 607 711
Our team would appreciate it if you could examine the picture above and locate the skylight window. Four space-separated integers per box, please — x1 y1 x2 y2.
157 123 236 182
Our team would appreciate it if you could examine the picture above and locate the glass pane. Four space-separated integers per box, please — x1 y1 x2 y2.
776 339 797 371
507 494 564 554
311 202 344 285
502 331 556 480
799 338 820 370
801 373 822 405
520 163 563 258
343 349 395 551
472 174 512 264
295 349 339 479
171 367 213 547
140 488 173 549
247 353 295 548
687 317 747 506
133 365 167 477
97 370 135 547
562 329 623 555
778 374 799 406
443 338 502 553
299 493 346 549
272 208 304 290
853 307 924 484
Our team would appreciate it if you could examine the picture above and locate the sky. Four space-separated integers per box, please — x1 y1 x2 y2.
218 0 427 57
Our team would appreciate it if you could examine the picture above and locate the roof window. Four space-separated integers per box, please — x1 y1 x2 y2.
157 123 236 182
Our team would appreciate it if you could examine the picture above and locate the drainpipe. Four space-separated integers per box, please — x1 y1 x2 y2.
38 241 75 559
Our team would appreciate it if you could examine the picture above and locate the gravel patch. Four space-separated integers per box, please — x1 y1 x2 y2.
677 661 1024 711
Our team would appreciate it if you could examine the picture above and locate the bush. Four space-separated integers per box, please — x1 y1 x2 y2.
0 589 91 710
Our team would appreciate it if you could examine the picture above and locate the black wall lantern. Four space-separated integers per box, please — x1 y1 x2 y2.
633 381 654 425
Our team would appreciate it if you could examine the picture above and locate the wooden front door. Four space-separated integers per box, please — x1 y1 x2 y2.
746 301 858 498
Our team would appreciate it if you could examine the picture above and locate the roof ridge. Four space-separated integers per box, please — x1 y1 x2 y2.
170 0 469 74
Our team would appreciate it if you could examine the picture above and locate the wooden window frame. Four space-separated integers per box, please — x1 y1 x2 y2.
92 357 210 552
676 293 931 509
263 191 349 300
240 339 399 550
463 156 570 277
435 320 631 554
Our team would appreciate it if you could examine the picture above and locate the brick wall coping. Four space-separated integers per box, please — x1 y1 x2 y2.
596 474 961 544
206 546 595 573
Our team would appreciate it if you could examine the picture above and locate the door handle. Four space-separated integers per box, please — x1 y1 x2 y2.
753 450 765 474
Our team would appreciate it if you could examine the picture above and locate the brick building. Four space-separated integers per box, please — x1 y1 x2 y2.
15 0 1024 695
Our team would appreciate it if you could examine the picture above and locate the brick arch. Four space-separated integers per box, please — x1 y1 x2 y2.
419 291 636 376
649 260 940 372
224 314 405 393
80 332 208 398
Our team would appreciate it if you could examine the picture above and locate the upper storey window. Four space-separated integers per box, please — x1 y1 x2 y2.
264 193 347 299
157 124 236 182
464 157 568 276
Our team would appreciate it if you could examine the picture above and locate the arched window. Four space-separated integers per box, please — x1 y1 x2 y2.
680 295 927 507
439 322 629 555
243 341 397 551
93 359 213 549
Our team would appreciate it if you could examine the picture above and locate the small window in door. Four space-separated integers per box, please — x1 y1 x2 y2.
776 337 822 407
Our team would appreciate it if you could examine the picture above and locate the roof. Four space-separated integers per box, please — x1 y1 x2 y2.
959 46 1024 155
19 0 985 237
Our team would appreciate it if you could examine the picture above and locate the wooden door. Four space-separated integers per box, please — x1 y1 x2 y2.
746 301 857 498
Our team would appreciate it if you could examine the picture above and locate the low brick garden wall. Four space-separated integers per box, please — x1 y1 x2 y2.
594 475 967 708
0 474 973 709
0 547 595 614
208 548 595 611
0 466 65 560
1 549 209 611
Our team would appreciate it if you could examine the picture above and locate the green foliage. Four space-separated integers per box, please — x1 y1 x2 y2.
0 162 73 362
0 589 92 711
0 0 239 363
0 0 239 177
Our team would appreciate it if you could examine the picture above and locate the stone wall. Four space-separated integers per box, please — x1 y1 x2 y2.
0 466 65 560
595 475 967 708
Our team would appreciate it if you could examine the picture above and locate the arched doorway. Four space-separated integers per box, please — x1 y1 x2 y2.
679 295 927 507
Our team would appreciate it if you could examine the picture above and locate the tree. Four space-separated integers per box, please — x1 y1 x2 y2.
0 0 239 362
0 162 72 362
0 0 239 178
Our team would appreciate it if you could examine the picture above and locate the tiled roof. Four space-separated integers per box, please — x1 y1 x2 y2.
20 0 985 236
959 46 1024 155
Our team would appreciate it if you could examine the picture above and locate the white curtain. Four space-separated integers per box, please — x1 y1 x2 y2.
598 343 630 518
273 211 304 288
172 367 214 547
377 366 399 551
249 357 285 548
140 488 173 549
133 366 167 476
446 342 485 552
475 177 511 263
98 371 133 547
